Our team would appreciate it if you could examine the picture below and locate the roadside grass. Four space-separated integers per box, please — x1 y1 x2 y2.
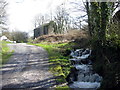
55 85 70 90
29 42 74 88
0 41 13 66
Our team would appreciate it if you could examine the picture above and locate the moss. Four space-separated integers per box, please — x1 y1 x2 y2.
55 85 70 90
51 65 65 77
56 75 66 83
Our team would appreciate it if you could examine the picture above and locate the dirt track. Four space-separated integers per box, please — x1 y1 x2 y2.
1 43 56 89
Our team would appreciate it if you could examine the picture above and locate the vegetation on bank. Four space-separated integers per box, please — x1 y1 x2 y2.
0 41 13 65
86 2 120 89
91 40 120 89
29 42 77 88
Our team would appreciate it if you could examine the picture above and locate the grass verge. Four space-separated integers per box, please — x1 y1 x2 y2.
29 42 74 89
0 41 13 66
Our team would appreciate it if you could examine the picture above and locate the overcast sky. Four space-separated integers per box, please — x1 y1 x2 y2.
7 0 66 34
6 0 85 36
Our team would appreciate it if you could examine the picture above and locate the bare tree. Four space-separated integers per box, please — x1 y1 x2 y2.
54 4 70 34
0 0 7 24
34 13 43 28
69 0 87 29
0 0 8 34
34 13 51 28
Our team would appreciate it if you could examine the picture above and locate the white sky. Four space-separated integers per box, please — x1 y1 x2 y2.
6 0 85 36
6 0 118 36
7 0 66 34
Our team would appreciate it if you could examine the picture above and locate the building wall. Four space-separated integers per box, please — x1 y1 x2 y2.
34 21 57 39
34 25 49 39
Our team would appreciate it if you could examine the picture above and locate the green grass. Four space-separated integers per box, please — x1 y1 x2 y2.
0 41 13 66
55 85 70 90
28 42 73 88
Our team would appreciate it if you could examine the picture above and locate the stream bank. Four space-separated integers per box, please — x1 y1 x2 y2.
91 43 120 89
66 48 102 89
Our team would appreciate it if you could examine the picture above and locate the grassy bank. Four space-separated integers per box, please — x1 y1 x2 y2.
0 41 13 65
29 42 75 88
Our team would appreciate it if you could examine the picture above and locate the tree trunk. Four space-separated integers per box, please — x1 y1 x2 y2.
86 1 92 37
100 2 109 45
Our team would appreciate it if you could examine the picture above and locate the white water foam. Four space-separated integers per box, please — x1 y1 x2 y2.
69 49 102 89
74 65 89 71
70 81 100 88
77 54 90 59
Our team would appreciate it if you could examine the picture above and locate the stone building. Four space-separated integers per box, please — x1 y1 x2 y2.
34 25 48 39
34 21 56 39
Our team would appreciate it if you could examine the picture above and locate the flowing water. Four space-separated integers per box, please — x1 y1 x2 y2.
68 49 102 89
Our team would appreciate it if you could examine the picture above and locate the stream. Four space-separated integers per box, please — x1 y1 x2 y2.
67 48 102 89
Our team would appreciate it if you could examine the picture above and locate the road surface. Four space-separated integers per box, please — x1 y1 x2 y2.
0 43 56 90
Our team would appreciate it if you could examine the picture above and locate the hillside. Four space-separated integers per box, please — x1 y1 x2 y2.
33 30 89 44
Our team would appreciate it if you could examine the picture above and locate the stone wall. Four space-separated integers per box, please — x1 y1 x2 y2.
34 25 49 39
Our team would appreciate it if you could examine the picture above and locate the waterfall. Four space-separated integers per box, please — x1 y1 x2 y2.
67 48 102 89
